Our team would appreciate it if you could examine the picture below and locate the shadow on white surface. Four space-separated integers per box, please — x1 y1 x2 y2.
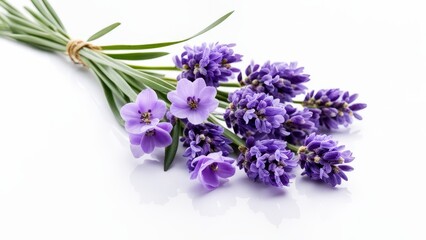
130 157 301 226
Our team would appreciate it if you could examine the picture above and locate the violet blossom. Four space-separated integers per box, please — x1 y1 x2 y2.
190 152 236 190
303 89 367 129
181 122 233 171
128 119 173 157
224 87 286 140
298 133 354 187
239 61 310 102
120 88 167 134
238 137 298 187
167 78 219 124
174 43 242 87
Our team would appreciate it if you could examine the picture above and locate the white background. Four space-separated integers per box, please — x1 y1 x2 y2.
1 0 425 239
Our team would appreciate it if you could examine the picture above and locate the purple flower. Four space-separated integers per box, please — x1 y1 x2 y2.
238 137 298 187
129 119 173 157
303 89 367 129
181 122 233 171
167 78 219 125
190 152 236 190
174 43 242 87
224 87 286 139
120 88 167 134
298 133 354 187
239 61 310 102
278 105 317 146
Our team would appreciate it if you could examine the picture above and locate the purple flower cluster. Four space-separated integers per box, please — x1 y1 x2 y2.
298 133 354 187
303 89 367 129
224 87 286 139
279 104 317 146
238 138 298 187
120 89 172 157
239 61 310 102
181 122 233 171
174 43 242 87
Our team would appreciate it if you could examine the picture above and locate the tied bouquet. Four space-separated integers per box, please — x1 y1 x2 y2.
0 0 366 191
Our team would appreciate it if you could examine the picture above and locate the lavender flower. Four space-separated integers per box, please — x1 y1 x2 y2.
238 138 298 187
174 43 242 87
190 152 236 190
239 61 310 102
224 87 286 139
280 105 317 146
181 122 233 171
298 133 354 187
167 78 219 124
303 89 367 129
128 119 173 157
120 88 167 134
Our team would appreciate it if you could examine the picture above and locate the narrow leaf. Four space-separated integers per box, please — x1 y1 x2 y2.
164 121 182 171
87 22 121 42
80 49 175 94
97 64 138 101
41 0 66 30
106 52 168 61
0 1 27 19
101 11 234 50
98 77 125 126
30 0 56 26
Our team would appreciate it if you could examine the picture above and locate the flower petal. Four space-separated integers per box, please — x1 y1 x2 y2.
199 86 217 104
125 120 143 134
136 88 158 113
199 166 220 190
167 91 187 107
187 108 209 124
157 122 173 133
153 127 172 148
150 100 167 119
170 104 192 119
200 98 219 113
140 135 155 154
130 144 144 158
129 133 142 145
176 78 195 98
120 103 139 121
215 162 236 179
192 78 207 97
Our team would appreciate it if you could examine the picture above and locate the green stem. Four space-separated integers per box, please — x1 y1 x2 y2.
287 143 300 153
129 65 180 71
292 100 304 105
218 100 229 109
219 81 240 88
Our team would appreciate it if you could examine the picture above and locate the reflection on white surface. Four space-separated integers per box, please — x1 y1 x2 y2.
130 155 302 226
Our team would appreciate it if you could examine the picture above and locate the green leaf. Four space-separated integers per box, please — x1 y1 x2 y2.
41 0 66 30
106 51 168 61
164 121 182 171
98 76 125 127
87 22 121 42
80 49 175 94
96 64 138 101
31 0 61 30
101 11 234 50
0 1 27 19
128 65 180 71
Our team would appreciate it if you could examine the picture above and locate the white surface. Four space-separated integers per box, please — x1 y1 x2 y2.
1 0 425 239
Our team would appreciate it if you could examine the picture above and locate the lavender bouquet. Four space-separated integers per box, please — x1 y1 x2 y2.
0 0 366 191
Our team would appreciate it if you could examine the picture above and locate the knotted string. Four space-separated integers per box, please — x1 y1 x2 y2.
66 39 101 66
